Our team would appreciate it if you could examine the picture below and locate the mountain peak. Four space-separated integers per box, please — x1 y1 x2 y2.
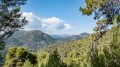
5 30 56 52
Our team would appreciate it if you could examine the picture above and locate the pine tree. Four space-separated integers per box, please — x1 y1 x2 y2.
4 47 37 67
46 50 63 67
0 0 27 65
80 0 120 32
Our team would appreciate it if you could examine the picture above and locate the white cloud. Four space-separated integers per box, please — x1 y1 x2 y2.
22 12 43 31
22 12 73 34
64 24 73 30
42 17 67 30
42 17 63 24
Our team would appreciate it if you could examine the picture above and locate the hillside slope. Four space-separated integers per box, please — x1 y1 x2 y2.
4 26 120 67
51 34 72 39
41 26 120 67
56 32 90 42
5 30 56 51
4 30 89 52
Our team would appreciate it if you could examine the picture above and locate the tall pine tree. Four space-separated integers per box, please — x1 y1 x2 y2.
0 0 27 65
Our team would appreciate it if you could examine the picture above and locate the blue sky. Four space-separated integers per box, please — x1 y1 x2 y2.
21 0 96 35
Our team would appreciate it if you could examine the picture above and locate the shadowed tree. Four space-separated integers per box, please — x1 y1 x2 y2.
0 0 27 65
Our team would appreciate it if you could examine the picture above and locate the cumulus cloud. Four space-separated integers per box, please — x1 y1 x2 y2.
64 24 73 30
42 17 70 30
42 17 63 24
22 12 73 33
22 12 43 31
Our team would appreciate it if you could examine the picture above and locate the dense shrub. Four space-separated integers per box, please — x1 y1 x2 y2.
37 50 66 67
4 47 37 67
23 60 37 67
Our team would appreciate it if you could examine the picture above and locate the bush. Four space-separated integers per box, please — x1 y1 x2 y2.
23 60 37 67
4 47 37 67
37 50 66 67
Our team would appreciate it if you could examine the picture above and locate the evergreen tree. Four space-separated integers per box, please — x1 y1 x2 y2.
4 47 37 67
0 0 27 39
37 50 66 67
80 0 120 32
46 50 62 67
0 0 27 64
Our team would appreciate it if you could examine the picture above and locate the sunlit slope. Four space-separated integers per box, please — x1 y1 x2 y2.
42 34 92 56
5 26 120 67
41 26 120 67
96 26 120 55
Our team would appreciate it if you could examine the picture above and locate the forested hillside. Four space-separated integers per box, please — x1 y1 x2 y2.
1 0 120 67
5 30 56 51
56 32 90 42
4 26 120 67
4 30 89 52
40 26 120 67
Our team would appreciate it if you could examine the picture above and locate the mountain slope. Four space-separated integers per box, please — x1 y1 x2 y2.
4 30 89 52
4 26 120 67
40 26 120 67
56 32 90 42
51 34 72 39
5 30 56 51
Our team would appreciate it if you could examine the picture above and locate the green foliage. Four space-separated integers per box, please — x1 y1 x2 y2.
4 47 37 67
80 2 120 67
0 0 27 39
3 26 120 67
4 47 66 67
23 60 37 67
0 41 5 59
80 0 120 34
16 26 119 67
37 52 49 67
46 50 63 67
80 0 107 15
39 26 120 67
37 50 66 67
0 41 5 50
40 34 93 67
0 0 27 66
90 26 120 67
3 1 120 67
65 50 81 67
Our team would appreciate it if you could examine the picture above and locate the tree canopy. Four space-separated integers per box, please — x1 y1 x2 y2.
80 0 120 32
0 0 27 65
0 0 28 40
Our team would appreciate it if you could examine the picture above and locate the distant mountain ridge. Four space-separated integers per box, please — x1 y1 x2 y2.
40 26 120 67
56 32 90 42
5 30 56 51
51 34 72 39
4 30 89 52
